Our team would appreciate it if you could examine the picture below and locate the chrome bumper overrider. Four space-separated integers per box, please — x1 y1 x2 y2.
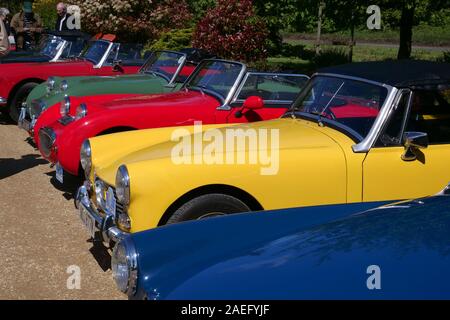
75 183 128 244
18 107 36 133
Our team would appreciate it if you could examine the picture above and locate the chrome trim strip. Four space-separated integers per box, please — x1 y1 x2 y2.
231 72 310 105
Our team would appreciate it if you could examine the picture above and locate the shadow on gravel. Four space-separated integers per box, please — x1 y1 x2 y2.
0 154 48 180
46 170 83 200
25 137 38 150
89 239 112 271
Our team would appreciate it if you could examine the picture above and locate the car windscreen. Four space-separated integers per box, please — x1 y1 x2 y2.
82 41 110 65
39 36 65 57
185 61 244 101
292 76 388 139
141 51 186 82
237 74 309 102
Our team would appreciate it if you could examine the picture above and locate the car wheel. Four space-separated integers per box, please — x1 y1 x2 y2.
9 82 38 123
166 194 251 225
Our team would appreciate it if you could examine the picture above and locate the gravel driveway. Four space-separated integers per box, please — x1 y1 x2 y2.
0 114 124 300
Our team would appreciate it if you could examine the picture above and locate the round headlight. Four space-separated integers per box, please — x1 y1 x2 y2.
112 239 138 295
116 165 130 206
60 79 68 92
80 139 92 178
60 95 70 117
75 103 88 120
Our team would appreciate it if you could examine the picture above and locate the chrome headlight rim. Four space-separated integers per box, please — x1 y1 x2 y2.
115 165 130 207
75 103 88 120
60 95 70 117
111 238 138 295
80 139 92 179
60 79 68 92
47 77 56 93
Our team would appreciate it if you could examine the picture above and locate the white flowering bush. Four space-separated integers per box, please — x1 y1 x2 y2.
73 0 192 42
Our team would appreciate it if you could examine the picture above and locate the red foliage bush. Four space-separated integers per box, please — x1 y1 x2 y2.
192 0 269 62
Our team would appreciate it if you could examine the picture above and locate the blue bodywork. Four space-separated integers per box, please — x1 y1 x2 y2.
125 195 450 300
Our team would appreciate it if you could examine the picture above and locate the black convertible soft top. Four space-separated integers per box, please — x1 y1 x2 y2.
319 60 450 88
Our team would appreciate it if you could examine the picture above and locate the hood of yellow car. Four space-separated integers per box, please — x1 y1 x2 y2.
95 118 344 184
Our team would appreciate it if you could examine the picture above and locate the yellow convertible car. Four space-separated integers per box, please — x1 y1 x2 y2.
75 60 450 244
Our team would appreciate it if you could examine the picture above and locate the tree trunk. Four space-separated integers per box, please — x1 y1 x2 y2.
316 1 325 55
349 9 355 62
397 3 415 60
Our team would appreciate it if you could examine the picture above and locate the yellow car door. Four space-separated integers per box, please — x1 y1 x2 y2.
363 87 450 202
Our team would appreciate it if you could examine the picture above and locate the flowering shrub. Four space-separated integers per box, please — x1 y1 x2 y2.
147 28 193 51
192 0 269 62
72 0 192 43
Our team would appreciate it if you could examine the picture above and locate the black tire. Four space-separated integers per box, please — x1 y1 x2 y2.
9 82 38 123
166 194 251 225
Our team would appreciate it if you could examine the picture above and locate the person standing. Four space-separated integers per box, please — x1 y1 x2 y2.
10 0 43 51
0 8 10 56
55 2 71 31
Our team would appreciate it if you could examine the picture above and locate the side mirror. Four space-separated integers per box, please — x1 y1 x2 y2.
401 131 428 161
235 96 264 118
113 60 123 72
242 96 264 110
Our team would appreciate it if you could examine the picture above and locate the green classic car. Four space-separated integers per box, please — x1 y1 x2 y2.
19 49 211 133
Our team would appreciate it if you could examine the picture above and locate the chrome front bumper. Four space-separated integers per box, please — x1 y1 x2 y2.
75 183 128 244
0 97 6 106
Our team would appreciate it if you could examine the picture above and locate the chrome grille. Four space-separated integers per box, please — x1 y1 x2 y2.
39 127 56 158
94 178 124 217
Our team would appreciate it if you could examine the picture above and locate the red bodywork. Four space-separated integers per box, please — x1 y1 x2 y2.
0 53 140 111
36 90 287 176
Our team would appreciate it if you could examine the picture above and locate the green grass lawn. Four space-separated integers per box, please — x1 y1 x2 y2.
283 25 450 47
267 43 446 74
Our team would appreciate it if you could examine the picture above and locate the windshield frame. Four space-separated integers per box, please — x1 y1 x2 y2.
81 39 114 68
182 59 247 109
140 50 188 86
287 73 397 152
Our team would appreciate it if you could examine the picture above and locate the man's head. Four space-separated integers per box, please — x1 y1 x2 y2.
23 0 33 13
56 2 66 16
0 7 10 20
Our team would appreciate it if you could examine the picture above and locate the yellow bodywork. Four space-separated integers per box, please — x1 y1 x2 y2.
88 117 450 234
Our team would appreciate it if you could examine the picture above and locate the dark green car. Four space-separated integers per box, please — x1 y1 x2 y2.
19 49 209 133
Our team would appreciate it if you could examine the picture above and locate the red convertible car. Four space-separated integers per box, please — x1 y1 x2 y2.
36 59 309 181
0 34 145 122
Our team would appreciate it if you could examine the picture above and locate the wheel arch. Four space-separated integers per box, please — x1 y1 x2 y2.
158 184 264 226
7 78 46 107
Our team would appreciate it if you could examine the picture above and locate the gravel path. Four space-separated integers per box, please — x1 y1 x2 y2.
0 114 124 300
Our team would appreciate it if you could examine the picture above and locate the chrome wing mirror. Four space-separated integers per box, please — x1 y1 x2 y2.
401 131 428 161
